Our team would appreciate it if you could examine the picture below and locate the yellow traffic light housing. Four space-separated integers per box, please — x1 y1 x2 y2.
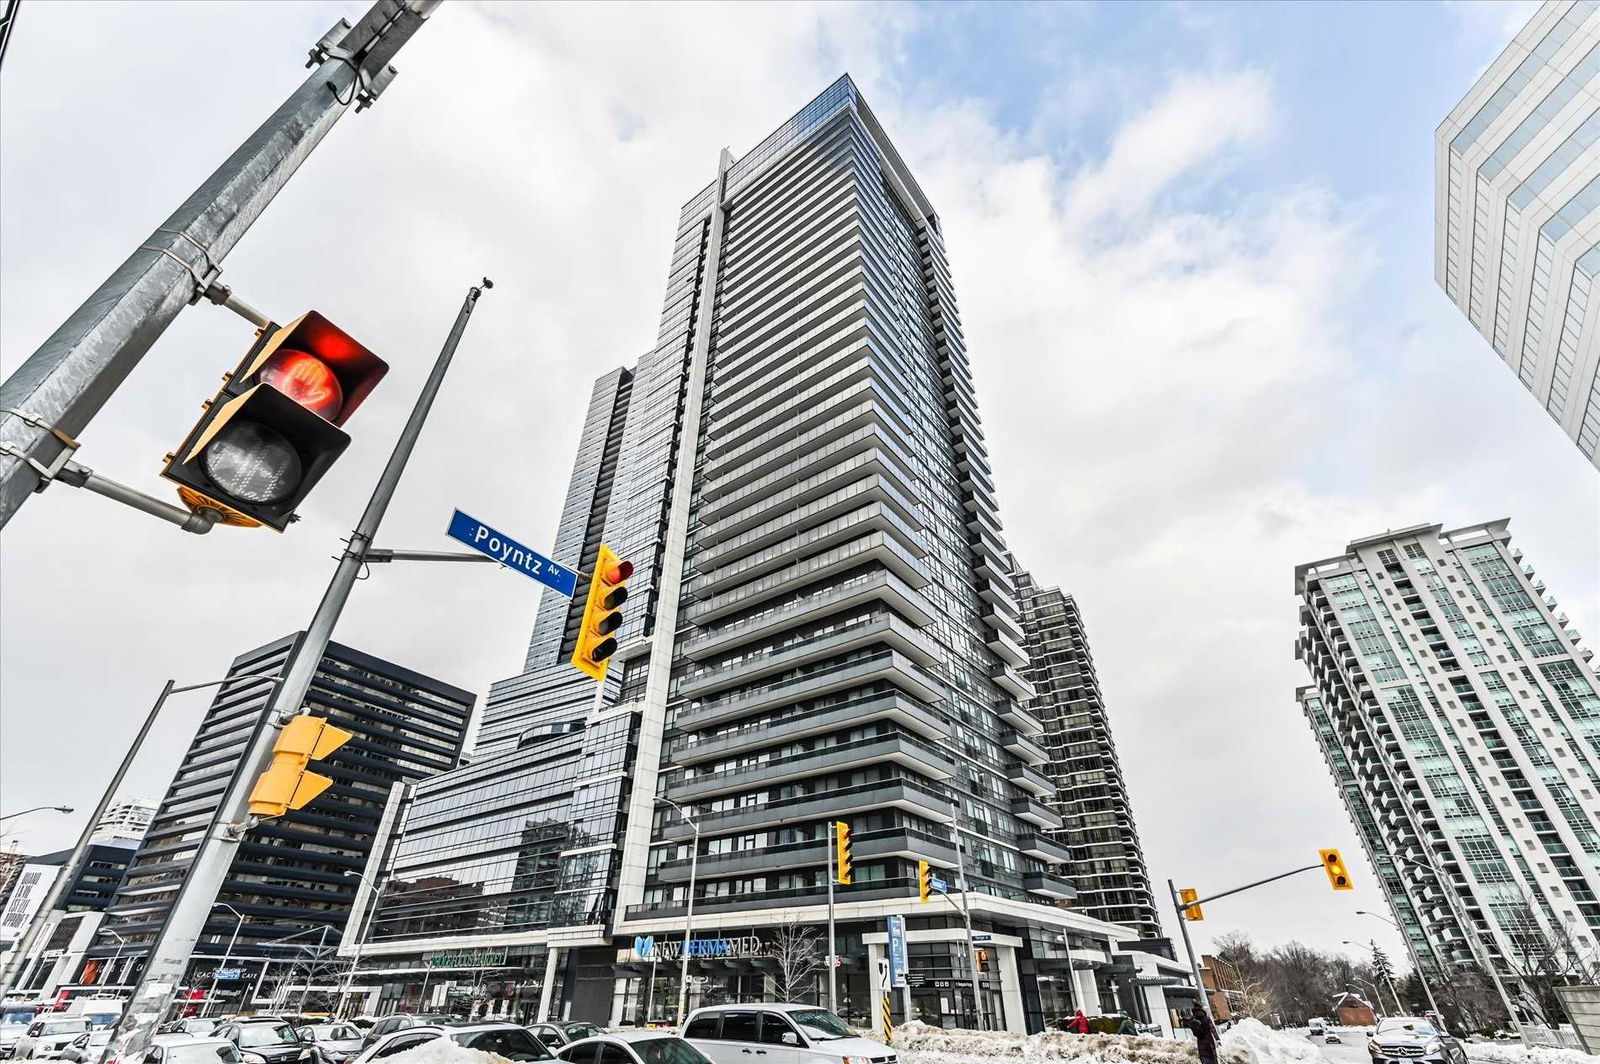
918 860 932 902
835 821 853 885
1179 887 1204 921
1321 848 1353 891
248 714 354 818
572 544 633 681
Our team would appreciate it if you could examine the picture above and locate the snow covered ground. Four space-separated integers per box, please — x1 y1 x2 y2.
892 1018 1323 1064
1466 1045 1596 1064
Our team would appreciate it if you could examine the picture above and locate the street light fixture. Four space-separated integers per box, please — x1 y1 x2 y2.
1342 940 1400 1014
656 795 700 1027
339 869 384 1018
1356 909 1443 1018
103 929 127 988
207 903 245 1018
0 806 74 823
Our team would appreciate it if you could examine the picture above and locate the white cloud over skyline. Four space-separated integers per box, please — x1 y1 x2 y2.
2 0 1596 973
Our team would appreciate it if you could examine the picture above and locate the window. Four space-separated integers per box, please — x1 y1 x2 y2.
374 1035 435 1060
558 1045 598 1064
759 1016 798 1045
458 1030 553 1061
597 1046 633 1064
718 1013 760 1043
682 1017 719 1039
633 1040 712 1064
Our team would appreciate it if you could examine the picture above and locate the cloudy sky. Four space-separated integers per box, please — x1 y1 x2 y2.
2 0 1597 969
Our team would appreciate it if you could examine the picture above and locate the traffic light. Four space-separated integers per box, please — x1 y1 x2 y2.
1321 848 1354 891
918 860 932 902
162 312 388 531
1179 887 1204 921
248 714 354 818
571 544 634 680
835 821 853 885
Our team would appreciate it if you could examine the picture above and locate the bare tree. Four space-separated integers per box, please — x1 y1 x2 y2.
771 917 826 1004
1213 932 1276 1020
1498 891 1600 1025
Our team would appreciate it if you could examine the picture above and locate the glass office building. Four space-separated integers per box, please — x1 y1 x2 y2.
1436 0 1600 467
1297 520 1600 1007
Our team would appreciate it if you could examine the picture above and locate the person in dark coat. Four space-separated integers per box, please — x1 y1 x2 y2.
1067 1009 1090 1034
1185 1004 1218 1064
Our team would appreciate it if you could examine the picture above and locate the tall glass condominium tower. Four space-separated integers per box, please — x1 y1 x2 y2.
347 76 1193 1036
1296 520 1600 1002
1436 0 1600 467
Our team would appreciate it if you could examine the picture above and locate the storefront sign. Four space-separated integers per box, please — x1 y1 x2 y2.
632 934 765 962
425 949 508 969
886 915 907 989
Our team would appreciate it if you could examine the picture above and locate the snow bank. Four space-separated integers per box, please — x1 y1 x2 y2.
1467 1045 1596 1064
894 1017 1324 1064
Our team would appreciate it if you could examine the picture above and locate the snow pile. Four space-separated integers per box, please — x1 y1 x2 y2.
1467 1045 1595 1064
892 1020 1195 1064
1219 1020 1325 1064
383 1043 508 1064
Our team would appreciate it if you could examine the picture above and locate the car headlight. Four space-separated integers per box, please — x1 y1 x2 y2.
299 1053 311 1061
241 1053 267 1064
1368 1041 1381 1055
1425 1042 1441 1055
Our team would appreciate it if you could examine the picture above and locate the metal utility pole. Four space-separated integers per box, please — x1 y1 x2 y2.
950 823 984 1030
0 674 278 998
1169 879 1215 1023
96 280 488 1064
658 797 700 1025
1357 909 1443 1020
338 869 383 1018
206 904 245 1018
0 0 440 528
826 829 838 1015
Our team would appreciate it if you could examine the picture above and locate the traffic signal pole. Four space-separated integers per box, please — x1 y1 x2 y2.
0 0 439 529
95 279 489 1064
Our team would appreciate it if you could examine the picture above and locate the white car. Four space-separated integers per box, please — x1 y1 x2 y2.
556 1033 711 1064
12 1018 92 1061
351 1024 552 1064
682 1005 894 1064
143 1037 244 1064
58 1031 113 1064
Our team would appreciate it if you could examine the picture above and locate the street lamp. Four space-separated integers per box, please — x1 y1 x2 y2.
1342 941 1399 1014
0 806 74 823
207 904 245 1018
1356 910 1443 1020
1389 853 1518 1026
102 929 127 988
339 869 384 1018
656 796 699 1027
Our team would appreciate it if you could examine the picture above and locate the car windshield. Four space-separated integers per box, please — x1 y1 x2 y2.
632 1038 711 1064
43 1023 86 1036
184 1022 217 1034
785 1011 851 1042
236 1024 300 1047
1378 1021 1438 1038
167 1045 242 1064
562 1025 602 1040
310 1025 360 1041
452 1030 552 1061
4 1013 35 1025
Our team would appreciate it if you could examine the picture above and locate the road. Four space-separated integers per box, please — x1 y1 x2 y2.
1300 1027 1372 1064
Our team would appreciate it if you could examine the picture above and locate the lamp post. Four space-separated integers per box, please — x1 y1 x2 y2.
657 797 699 1026
1356 910 1443 1020
1389 853 1518 1026
339 869 383 1018
207 904 244 1018
103 930 127 988
1343 940 1400 1014
0 806 74 823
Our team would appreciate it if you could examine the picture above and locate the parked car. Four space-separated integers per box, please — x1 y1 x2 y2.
352 1024 553 1064
357 1016 460 1049
1367 1017 1468 1064
161 1022 219 1038
214 1019 310 1064
297 1024 364 1064
12 1018 92 1060
58 1031 113 1064
527 1023 605 1049
143 1037 245 1064
556 1033 711 1064
2 1010 40 1060
682 1005 894 1064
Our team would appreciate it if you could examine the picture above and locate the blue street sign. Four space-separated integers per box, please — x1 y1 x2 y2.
214 968 242 982
886 914 908 989
930 876 948 894
447 510 578 597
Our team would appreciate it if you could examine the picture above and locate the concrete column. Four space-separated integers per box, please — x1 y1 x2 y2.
1142 986 1173 1036
998 945 1025 1034
537 948 560 1023
1073 967 1098 1014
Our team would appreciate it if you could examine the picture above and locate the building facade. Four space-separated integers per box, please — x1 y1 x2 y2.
1012 567 1162 939
74 634 472 1011
2 841 138 1003
347 76 1193 1035
1436 0 1600 468
91 799 159 844
1296 520 1600 1009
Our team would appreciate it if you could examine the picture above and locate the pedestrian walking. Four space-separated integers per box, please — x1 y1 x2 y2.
1067 1009 1090 1034
1185 1004 1217 1064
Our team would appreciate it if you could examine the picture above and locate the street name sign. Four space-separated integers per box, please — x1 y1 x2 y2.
447 509 577 596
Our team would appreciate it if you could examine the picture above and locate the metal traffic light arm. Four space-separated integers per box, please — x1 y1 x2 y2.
1183 862 1325 910
54 461 223 533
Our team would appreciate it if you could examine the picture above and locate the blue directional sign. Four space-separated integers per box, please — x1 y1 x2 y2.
447 510 578 597
930 876 948 894
886 914 908 989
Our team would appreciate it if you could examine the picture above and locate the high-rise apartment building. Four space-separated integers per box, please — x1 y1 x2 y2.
1012 567 1161 939
91 799 159 844
1296 520 1600 1002
346 76 1194 1036
1436 0 1600 468
78 633 472 1007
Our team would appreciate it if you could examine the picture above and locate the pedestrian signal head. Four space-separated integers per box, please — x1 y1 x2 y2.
1320 848 1353 891
248 714 354 818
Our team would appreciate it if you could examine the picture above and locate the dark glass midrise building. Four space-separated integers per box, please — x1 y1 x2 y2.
74 633 472 1011
346 76 1193 1035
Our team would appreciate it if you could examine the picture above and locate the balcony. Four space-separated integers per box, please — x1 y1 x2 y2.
658 778 955 841
996 699 1046 737
682 571 936 661
1011 795 1066 830
694 474 925 566
984 602 1025 643
692 501 926 596
626 876 919 921
1007 762 1055 797
699 450 920 544
1001 729 1049 766
1017 832 1073 865
669 693 951 765
654 827 959 884
991 664 1037 701
677 614 940 699
977 577 1021 618
1023 870 1078 900
986 628 1028 669
664 732 958 802
690 533 931 623
674 650 946 733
